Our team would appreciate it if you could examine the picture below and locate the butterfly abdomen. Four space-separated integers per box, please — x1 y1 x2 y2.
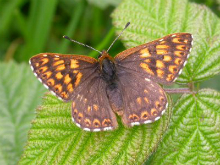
106 84 123 116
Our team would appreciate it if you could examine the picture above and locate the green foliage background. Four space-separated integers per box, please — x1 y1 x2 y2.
1 0 220 165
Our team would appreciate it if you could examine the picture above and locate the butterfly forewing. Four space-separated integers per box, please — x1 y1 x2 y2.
115 33 193 84
117 72 168 126
29 53 98 101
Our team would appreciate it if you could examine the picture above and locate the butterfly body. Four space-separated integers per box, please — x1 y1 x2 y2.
30 33 193 131
99 51 117 83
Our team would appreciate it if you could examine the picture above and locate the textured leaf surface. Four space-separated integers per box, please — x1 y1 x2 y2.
112 0 220 83
151 89 220 165
19 94 172 165
0 61 46 165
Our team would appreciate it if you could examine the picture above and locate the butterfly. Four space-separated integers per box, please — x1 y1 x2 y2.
29 24 193 132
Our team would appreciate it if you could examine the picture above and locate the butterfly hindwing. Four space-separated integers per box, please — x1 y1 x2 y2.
29 53 98 101
115 33 193 84
117 72 168 126
71 77 118 131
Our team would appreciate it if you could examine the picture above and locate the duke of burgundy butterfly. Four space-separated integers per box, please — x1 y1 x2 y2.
29 22 193 132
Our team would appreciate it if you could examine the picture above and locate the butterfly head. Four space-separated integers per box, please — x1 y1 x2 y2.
98 50 114 62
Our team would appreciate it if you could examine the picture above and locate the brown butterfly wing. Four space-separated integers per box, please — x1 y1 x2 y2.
115 33 193 84
117 71 168 126
71 77 118 131
29 53 98 101
30 53 118 131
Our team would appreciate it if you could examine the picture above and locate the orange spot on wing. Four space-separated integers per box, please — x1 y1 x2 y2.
54 60 64 66
156 45 169 49
169 65 178 73
156 60 165 68
144 97 149 103
93 104 98 111
174 51 185 57
140 48 151 58
176 45 186 51
102 119 111 127
157 69 164 78
93 119 101 127
56 64 65 71
85 118 91 127
39 66 48 73
72 102 75 108
151 108 158 116
40 58 49 65
47 78 55 86
42 71 52 79
87 106 91 112
54 84 62 93
129 114 139 122
67 83 74 93
55 72 63 80
175 58 182 65
84 98 87 103
155 101 162 109
64 74 71 84
160 96 166 102
144 59 151 63
157 50 168 55
141 111 149 120
172 38 184 44
136 97 142 105
77 113 83 122
144 89 148 93
70 59 79 69
166 74 174 81
140 63 154 75
159 89 164 94
61 91 68 99
75 72 82 87
163 55 172 62
73 108 78 117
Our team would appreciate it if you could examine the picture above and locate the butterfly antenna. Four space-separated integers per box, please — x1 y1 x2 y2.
63 35 102 54
107 22 130 52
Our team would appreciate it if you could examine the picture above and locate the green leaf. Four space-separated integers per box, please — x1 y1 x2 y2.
87 0 121 9
112 0 220 83
0 61 46 165
151 89 220 164
19 94 172 165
